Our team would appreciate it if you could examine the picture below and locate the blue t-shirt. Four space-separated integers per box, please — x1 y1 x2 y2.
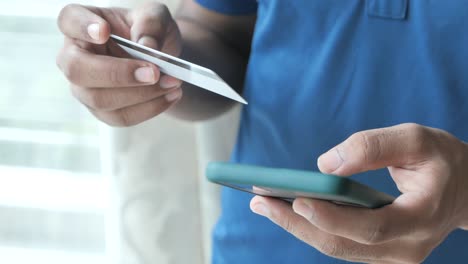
196 0 468 263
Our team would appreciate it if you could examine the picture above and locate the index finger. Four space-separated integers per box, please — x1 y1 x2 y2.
250 196 398 263
292 193 428 245
57 44 160 88
58 4 110 44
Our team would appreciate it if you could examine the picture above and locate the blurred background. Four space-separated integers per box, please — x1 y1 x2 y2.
0 0 240 263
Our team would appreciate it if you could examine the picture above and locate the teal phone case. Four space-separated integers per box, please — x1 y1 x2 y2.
206 162 394 208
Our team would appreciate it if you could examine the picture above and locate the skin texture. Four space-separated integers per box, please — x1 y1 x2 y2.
251 123 468 264
56 1 255 125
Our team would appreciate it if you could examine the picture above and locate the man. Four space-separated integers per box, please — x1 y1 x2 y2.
56 0 468 263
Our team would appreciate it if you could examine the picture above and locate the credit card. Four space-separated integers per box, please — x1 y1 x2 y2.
110 34 247 104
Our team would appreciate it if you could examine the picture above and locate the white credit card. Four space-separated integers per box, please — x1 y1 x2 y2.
110 34 247 105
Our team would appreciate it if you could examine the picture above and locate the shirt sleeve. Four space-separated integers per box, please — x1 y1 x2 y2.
195 0 258 15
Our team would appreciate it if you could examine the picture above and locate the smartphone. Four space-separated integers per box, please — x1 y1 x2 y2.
206 162 394 208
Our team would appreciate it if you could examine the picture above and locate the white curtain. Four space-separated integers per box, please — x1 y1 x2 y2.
0 0 239 262
0 1 108 263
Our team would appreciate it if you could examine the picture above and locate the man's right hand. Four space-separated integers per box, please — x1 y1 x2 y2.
56 2 183 126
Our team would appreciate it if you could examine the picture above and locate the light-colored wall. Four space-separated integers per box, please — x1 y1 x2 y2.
103 1 241 263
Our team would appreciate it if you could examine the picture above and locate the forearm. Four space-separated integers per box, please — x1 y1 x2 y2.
166 18 248 121
163 0 255 121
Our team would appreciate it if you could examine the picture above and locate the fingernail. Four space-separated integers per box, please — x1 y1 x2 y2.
134 67 155 83
87 23 100 41
165 89 182 102
317 148 343 173
138 36 159 49
293 200 315 222
252 202 270 217
159 75 182 89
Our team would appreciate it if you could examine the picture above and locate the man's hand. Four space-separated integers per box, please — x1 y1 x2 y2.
250 123 468 263
56 2 183 126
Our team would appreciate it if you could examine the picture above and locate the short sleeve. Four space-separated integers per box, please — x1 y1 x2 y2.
195 0 258 15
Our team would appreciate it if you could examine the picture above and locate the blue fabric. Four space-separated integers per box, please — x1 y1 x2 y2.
195 0 257 15
197 0 468 263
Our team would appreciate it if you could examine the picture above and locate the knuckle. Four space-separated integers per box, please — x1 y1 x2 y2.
108 63 126 86
69 84 83 102
137 87 160 103
278 215 296 234
61 46 82 84
270 207 298 235
406 122 427 138
154 3 170 17
402 122 424 133
137 18 164 35
316 238 345 258
58 4 77 29
114 109 134 127
349 131 380 163
136 86 153 100
403 123 433 153
363 223 388 244
152 4 171 28
86 90 112 110
136 3 171 29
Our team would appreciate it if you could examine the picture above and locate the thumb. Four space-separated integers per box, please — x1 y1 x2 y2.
129 2 173 50
317 123 432 176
